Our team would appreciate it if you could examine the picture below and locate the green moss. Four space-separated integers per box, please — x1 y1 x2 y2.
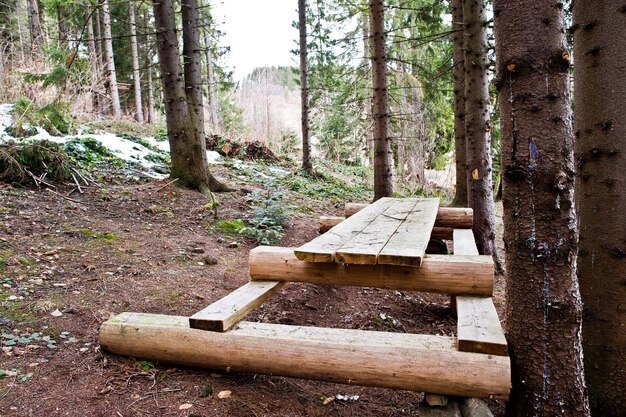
79 229 118 240
213 219 245 234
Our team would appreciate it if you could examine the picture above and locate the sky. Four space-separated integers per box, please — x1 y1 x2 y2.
212 0 299 81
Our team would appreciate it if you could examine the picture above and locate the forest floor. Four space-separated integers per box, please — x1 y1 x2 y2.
0 160 506 417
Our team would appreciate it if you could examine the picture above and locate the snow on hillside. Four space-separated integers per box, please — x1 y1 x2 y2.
0 104 222 178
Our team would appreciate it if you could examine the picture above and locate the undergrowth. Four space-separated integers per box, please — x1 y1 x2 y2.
0 140 74 184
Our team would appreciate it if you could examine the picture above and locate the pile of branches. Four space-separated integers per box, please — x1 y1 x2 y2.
0 140 74 185
206 135 279 163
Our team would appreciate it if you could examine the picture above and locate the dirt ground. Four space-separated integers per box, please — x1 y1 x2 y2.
0 169 506 416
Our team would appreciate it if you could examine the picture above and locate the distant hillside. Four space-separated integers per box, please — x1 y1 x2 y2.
246 66 299 91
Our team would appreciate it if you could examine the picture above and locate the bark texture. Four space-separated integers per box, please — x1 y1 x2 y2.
182 0 205 135
493 1 590 415
369 0 393 199
463 0 498 263
27 0 42 54
102 0 121 119
299 0 312 174
153 0 227 192
572 2 626 415
451 0 466 206
129 4 144 123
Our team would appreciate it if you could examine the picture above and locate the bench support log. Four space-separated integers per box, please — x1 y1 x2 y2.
249 246 493 296
100 312 510 400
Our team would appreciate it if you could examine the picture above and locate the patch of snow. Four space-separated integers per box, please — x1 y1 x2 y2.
206 150 222 164
0 103 170 178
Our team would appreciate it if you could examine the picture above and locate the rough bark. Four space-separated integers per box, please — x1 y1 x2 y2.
153 0 228 192
182 0 205 136
128 4 144 123
102 0 121 119
572 2 626 415
94 7 104 72
27 0 42 54
463 0 499 268
493 1 590 416
451 0 467 206
369 0 393 200
144 9 156 124
299 0 312 174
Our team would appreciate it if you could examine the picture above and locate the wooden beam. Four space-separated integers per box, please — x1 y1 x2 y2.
378 198 440 266
453 228 480 255
451 228 481 317
335 199 419 264
189 281 285 332
456 296 508 356
100 312 511 399
319 216 344 233
295 197 395 262
345 203 473 229
249 246 493 296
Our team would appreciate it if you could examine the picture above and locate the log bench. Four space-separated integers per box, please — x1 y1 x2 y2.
99 198 510 401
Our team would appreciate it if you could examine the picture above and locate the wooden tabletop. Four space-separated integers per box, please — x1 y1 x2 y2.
294 197 440 267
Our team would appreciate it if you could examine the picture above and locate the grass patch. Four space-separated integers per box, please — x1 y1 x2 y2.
213 219 245 234
79 229 118 240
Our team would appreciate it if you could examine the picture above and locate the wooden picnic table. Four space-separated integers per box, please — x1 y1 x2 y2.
295 197 440 267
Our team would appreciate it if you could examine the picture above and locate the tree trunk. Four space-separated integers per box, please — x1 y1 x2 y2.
182 0 205 136
129 4 144 123
94 7 104 72
451 0 467 207
144 9 156 124
57 6 68 47
462 0 499 268
153 0 228 192
102 0 122 119
369 0 392 200
572 2 626 416
27 0 42 54
361 3 373 167
86 11 100 113
299 0 313 174
202 10 219 134
493 1 590 416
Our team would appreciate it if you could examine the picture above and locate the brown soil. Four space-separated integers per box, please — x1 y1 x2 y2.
0 168 506 417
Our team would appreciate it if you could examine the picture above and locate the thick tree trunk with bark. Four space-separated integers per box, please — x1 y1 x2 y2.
129 4 144 123
463 0 499 268
182 0 205 136
153 0 228 192
572 2 626 415
299 0 312 174
493 1 590 416
369 0 392 200
451 0 466 206
94 7 104 72
102 0 121 119
27 0 42 54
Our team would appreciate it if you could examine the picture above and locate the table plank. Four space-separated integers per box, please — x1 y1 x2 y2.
378 198 440 266
189 281 285 332
335 199 419 264
294 197 396 262
453 228 479 255
456 296 508 356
